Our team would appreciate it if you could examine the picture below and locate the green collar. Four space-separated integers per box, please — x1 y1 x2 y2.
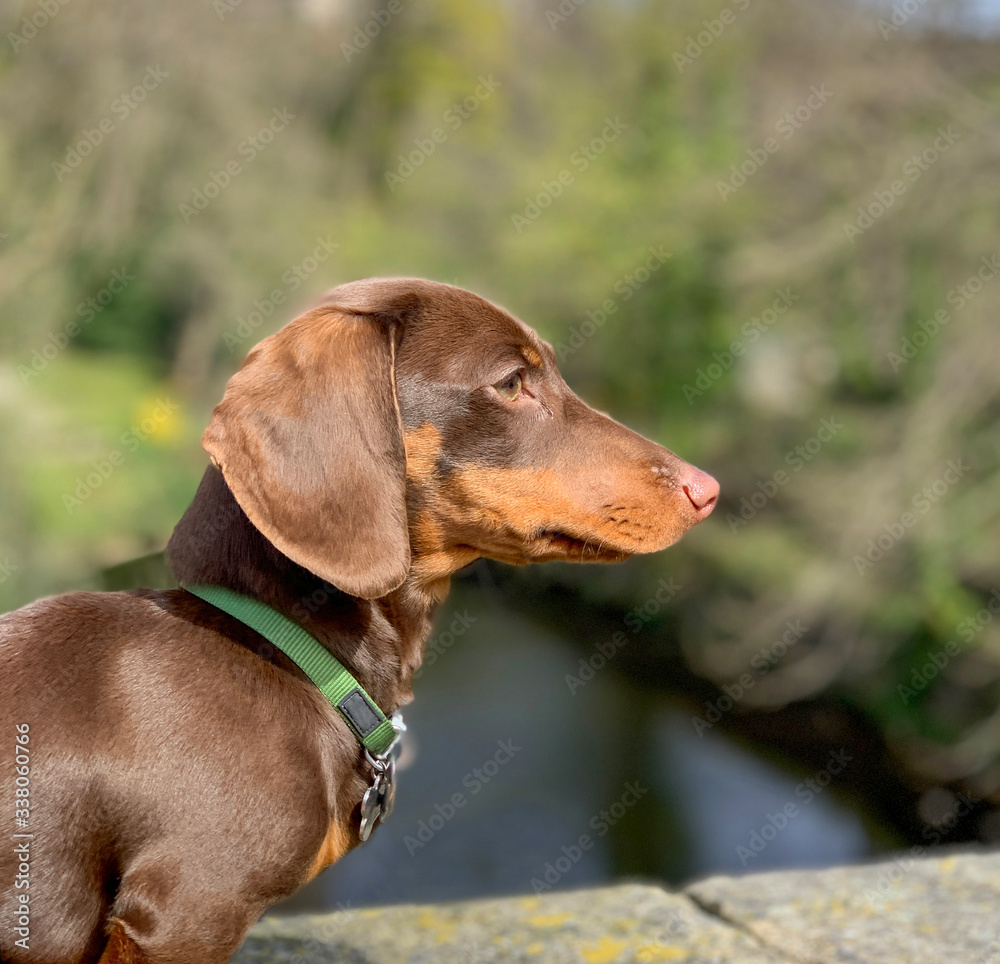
182 583 400 758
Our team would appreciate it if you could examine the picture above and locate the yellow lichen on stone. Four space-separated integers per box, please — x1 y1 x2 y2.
581 936 628 963
636 945 689 962
527 913 573 928
415 909 457 944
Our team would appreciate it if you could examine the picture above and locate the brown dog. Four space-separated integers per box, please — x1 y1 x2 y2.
0 279 717 964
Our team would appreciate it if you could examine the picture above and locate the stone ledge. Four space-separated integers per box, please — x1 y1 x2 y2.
687 848 1000 964
234 849 1000 963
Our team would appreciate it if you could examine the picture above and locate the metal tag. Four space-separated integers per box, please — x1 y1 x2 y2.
359 776 384 842
378 757 397 820
358 713 405 842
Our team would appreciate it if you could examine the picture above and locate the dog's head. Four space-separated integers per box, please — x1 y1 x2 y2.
203 279 718 599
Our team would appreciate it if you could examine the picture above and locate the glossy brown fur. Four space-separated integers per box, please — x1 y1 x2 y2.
0 279 716 963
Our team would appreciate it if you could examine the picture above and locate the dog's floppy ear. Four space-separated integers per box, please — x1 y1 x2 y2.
203 303 409 599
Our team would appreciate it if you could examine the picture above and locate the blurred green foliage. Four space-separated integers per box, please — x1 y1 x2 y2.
0 0 998 831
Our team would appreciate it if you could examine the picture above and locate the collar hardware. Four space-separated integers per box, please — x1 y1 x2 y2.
338 688 384 739
180 583 402 760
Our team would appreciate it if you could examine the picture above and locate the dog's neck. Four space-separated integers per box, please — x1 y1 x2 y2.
166 467 441 713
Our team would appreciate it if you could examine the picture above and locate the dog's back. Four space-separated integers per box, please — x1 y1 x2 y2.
1 594 139 963
0 591 343 964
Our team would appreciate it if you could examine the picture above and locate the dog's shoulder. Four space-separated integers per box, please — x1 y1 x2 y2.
1 589 172 645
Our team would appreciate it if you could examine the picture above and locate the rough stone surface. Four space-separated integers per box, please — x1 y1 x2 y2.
686 848 1000 964
234 849 1000 963
235 883 790 963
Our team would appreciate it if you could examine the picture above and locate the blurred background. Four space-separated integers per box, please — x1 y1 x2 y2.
1 0 999 914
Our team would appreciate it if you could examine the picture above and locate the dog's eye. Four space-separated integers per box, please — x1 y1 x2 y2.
494 372 523 401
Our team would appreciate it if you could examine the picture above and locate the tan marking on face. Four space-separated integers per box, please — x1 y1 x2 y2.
521 345 543 368
435 463 693 565
402 416 696 584
304 818 351 882
411 508 444 549
404 425 481 591
409 507 477 596
404 424 442 485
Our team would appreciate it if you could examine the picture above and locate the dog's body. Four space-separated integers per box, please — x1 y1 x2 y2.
0 279 717 963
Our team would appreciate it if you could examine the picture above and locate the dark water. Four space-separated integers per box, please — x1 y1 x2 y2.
275 579 869 914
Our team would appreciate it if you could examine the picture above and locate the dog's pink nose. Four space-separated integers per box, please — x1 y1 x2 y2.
682 468 719 518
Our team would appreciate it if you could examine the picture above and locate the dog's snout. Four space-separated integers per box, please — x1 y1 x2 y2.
651 460 719 520
681 468 719 517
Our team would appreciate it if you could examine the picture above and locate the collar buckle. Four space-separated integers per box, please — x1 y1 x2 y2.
359 713 405 840
180 584 407 842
